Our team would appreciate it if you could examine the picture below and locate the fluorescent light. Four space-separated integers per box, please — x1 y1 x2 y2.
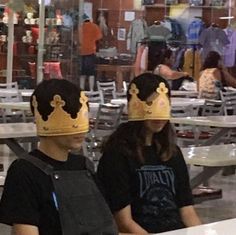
38 0 51 5
219 16 234 19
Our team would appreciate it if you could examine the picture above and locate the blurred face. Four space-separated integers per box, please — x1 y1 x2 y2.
50 132 87 151
145 119 168 134
144 92 168 134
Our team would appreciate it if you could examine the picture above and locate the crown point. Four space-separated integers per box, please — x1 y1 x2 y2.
157 82 168 94
50 95 65 108
129 83 139 95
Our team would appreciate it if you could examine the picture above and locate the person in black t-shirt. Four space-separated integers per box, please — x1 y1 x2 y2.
97 73 201 234
0 79 117 235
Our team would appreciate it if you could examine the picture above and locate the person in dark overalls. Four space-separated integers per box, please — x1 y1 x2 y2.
0 79 118 235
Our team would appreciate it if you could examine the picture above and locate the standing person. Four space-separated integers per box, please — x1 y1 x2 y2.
0 79 117 235
97 73 201 234
78 13 102 91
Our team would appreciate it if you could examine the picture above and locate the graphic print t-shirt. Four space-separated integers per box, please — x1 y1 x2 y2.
98 145 193 233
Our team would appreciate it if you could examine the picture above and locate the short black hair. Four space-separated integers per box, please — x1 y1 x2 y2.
30 79 82 121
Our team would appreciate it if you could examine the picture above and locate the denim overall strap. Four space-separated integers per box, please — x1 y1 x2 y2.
18 152 54 175
51 170 118 235
19 153 117 235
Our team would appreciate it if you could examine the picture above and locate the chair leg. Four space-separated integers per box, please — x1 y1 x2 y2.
89 75 95 91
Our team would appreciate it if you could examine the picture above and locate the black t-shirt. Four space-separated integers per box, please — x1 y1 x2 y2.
0 150 87 235
97 145 193 233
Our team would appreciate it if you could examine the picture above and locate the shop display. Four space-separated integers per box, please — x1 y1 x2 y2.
189 0 204 6
142 0 155 5
211 0 225 6
166 0 178 4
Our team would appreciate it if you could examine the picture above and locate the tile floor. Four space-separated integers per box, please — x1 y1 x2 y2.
0 145 236 234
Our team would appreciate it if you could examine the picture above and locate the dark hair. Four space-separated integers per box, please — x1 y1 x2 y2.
102 73 176 163
201 51 222 70
30 79 82 121
153 48 172 68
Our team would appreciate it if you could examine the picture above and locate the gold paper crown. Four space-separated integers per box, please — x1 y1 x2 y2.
128 82 171 121
32 92 89 136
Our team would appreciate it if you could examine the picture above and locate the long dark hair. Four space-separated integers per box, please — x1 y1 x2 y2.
201 51 222 71
102 73 177 163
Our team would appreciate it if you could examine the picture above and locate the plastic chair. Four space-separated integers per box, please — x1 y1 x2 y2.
220 90 236 115
0 82 18 89
84 90 104 104
171 105 201 147
0 91 26 123
85 103 125 159
97 81 116 102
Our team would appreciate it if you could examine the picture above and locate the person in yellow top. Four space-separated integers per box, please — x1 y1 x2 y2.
78 14 102 91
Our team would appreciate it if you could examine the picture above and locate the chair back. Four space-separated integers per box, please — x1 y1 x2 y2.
199 90 219 100
171 104 199 117
97 81 116 91
97 81 116 102
0 91 25 122
0 82 18 89
201 99 224 116
112 90 127 99
0 90 22 103
94 103 125 133
85 90 104 103
220 90 236 115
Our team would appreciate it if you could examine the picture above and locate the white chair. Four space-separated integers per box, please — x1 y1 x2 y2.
112 90 127 99
0 82 18 89
85 103 125 159
84 90 104 104
171 105 201 147
220 91 236 143
0 91 26 123
97 81 116 102
220 90 236 115
200 99 224 116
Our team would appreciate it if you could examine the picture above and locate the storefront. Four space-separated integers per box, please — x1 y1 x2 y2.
0 0 235 87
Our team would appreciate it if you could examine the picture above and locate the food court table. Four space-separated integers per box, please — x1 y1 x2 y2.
181 144 236 188
0 122 37 157
0 102 98 119
111 97 205 114
171 115 236 146
155 218 236 235
0 101 30 111
96 64 134 91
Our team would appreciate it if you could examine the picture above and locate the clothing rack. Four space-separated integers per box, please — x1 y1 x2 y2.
167 41 201 77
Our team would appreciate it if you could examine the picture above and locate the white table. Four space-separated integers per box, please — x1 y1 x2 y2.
171 90 199 98
156 218 236 235
19 89 34 97
0 101 30 111
0 102 98 118
181 144 236 188
0 89 33 97
171 116 236 146
0 123 37 157
111 98 205 111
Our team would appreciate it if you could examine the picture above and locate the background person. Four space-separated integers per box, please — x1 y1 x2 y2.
78 13 102 91
0 79 117 235
153 49 191 90
198 51 236 98
97 73 201 234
